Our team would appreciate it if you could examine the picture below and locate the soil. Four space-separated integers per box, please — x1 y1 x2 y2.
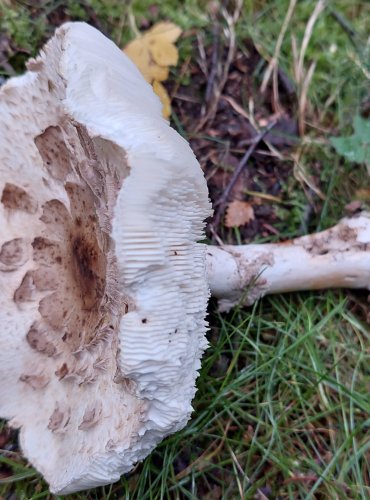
170 37 299 243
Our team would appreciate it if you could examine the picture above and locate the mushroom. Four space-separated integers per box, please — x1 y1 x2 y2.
207 212 370 311
0 22 211 494
1 22 370 494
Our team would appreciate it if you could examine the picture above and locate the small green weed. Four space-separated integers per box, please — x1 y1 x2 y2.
330 115 370 168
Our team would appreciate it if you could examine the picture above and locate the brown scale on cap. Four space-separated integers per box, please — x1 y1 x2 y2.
11 120 130 385
78 401 103 430
0 238 27 270
1 183 38 213
35 126 74 181
48 404 71 434
19 373 50 390
14 271 39 303
26 322 57 357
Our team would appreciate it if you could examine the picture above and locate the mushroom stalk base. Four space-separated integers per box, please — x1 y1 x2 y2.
206 213 370 311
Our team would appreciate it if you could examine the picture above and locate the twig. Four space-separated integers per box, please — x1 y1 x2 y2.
205 22 221 105
298 60 316 136
196 32 208 78
170 55 192 100
260 0 297 112
194 0 242 132
196 10 222 125
227 447 269 500
126 6 140 38
297 0 326 83
277 67 296 95
221 95 251 121
175 420 231 480
173 93 201 104
329 7 360 52
211 120 277 233
293 0 326 136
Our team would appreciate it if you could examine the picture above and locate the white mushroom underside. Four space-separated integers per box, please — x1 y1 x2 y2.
0 23 211 494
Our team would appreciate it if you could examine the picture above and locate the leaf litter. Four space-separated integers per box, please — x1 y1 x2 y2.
225 200 255 228
170 36 299 242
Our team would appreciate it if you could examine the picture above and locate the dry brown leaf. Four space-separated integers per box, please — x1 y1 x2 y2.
123 22 182 117
355 188 370 200
225 201 255 228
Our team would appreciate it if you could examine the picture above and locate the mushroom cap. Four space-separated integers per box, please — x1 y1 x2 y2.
0 22 211 494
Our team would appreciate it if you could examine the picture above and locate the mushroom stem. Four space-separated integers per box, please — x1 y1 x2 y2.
206 212 370 311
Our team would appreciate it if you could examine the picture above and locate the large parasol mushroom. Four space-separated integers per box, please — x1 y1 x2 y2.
1 22 369 494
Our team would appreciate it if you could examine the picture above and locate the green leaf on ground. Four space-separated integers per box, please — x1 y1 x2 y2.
330 115 370 164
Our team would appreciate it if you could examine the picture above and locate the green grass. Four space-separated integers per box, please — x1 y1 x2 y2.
1 295 368 499
0 0 369 498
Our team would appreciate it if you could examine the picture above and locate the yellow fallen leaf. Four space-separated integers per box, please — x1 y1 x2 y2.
123 21 182 117
146 22 182 43
225 201 255 228
149 64 169 83
153 80 171 119
124 22 181 82
125 46 169 81
124 42 152 81
149 38 179 66
125 39 171 81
